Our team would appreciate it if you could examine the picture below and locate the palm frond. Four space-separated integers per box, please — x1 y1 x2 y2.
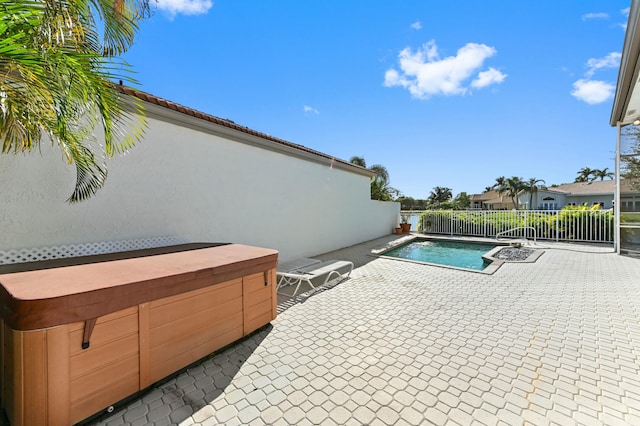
1 0 147 201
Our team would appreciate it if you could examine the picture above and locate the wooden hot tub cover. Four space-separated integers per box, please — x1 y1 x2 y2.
0 243 278 331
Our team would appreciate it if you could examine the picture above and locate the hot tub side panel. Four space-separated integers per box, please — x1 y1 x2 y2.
0 268 277 425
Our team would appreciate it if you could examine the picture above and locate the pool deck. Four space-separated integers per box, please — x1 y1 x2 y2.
92 234 640 426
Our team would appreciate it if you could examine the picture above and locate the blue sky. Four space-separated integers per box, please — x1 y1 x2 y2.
124 0 630 199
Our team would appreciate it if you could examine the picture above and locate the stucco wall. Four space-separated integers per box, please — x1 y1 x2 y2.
0 107 399 262
527 191 567 210
565 195 614 209
522 190 615 210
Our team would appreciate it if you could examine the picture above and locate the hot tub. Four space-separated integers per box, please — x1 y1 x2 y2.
0 243 278 425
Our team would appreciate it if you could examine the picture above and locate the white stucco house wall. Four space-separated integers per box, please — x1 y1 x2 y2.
0 87 399 262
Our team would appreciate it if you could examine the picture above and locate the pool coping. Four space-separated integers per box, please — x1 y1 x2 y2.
372 234 544 275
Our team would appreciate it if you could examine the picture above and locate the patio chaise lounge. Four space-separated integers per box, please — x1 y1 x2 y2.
276 258 354 296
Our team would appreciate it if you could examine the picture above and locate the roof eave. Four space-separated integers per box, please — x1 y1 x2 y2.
117 86 376 179
611 0 640 126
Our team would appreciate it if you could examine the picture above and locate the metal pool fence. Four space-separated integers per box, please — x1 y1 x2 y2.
406 210 614 243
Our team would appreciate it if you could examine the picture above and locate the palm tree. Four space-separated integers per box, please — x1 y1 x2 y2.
1 0 150 202
506 176 526 209
370 164 390 184
591 168 614 181
349 156 398 200
349 156 366 167
494 176 525 209
623 156 640 190
493 177 508 203
492 176 507 190
575 167 593 183
428 186 452 208
523 178 546 210
621 127 640 190
490 176 508 204
371 178 399 201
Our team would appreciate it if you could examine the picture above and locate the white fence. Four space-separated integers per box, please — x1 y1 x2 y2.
404 210 614 243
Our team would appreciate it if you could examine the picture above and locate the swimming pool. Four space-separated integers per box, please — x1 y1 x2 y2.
382 239 497 271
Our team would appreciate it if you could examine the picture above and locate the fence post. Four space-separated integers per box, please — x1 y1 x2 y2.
450 211 454 236
483 211 487 238
556 212 559 242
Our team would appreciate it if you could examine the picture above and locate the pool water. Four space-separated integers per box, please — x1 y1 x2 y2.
383 240 496 271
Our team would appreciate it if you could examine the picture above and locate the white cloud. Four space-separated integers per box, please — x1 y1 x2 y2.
384 40 506 99
571 52 620 104
571 79 615 104
471 67 507 88
581 12 608 21
586 52 621 76
157 0 212 17
410 21 422 30
303 105 319 115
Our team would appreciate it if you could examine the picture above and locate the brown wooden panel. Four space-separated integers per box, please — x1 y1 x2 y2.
245 285 271 308
148 279 241 328
70 333 139 380
6 328 22 426
149 298 242 347
149 325 243 384
22 330 47 426
5 329 20 426
70 354 139 424
68 306 138 332
46 325 70 425
244 310 274 336
245 298 272 323
243 270 274 335
243 272 268 294
68 307 138 357
2 323 15 425
150 311 243 367
270 269 277 321
148 278 240 309
139 303 150 389
69 307 140 423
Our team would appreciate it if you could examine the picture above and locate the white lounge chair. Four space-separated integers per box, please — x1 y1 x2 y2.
276 259 354 296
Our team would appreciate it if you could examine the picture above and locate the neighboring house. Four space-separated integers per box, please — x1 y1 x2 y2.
469 190 516 210
470 180 640 211
0 87 399 262
523 181 616 210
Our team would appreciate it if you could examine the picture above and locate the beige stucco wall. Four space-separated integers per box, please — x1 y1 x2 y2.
0 105 399 262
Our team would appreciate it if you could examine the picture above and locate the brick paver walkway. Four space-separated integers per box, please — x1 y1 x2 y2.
96 237 640 426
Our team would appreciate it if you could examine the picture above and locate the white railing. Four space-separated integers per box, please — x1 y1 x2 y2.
404 210 614 244
496 227 537 244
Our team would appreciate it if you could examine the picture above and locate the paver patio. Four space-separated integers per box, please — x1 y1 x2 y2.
93 235 640 426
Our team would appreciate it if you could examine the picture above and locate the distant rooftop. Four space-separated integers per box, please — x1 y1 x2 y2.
471 179 637 200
